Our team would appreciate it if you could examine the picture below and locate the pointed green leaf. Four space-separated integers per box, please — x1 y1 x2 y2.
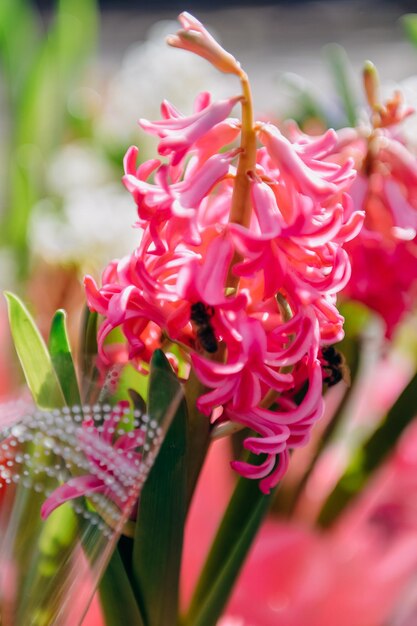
128 389 147 415
186 465 273 626
5 292 65 408
48 309 81 407
79 307 98 363
318 368 417 527
132 350 187 626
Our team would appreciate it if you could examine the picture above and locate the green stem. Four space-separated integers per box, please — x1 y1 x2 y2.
184 459 275 626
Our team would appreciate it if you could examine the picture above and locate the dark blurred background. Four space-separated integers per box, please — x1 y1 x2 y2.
31 0 417 7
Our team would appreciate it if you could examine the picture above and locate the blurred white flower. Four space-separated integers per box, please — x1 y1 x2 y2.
30 184 138 271
30 141 139 272
46 143 113 196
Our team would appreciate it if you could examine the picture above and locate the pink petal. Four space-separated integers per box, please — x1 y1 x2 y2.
41 476 105 520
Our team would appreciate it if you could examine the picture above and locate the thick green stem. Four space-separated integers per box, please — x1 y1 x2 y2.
184 460 276 626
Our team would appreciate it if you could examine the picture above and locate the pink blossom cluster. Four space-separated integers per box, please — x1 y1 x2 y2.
335 87 417 336
84 15 363 492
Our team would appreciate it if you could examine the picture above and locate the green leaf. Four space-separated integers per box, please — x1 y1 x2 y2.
132 350 188 626
184 369 211 508
324 43 358 126
48 309 81 407
5 294 69 614
99 550 145 626
318 368 417 527
128 389 147 416
185 467 273 626
5 292 65 408
402 14 417 49
14 513 81 626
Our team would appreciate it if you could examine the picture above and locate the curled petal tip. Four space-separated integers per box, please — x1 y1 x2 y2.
178 11 203 29
167 12 241 76
165 34 179 47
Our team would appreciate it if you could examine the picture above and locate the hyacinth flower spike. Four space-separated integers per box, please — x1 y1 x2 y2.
84 11 363 494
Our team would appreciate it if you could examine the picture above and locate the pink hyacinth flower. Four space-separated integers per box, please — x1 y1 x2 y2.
140 94 241 165
334 88 417 336
123 145 236 251
259 124 356 201
193 313 293 415
84 12 363 493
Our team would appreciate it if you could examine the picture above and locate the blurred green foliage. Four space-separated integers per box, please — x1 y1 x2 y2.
0 0 98 276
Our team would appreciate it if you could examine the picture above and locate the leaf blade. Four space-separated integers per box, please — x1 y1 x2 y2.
5 292 65 408
48 309 81 407
132 350 188 626
99 550 145 626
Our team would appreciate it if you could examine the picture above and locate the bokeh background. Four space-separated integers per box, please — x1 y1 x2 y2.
3 3 417 625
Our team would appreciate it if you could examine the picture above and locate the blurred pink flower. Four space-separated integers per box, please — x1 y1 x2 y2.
81 592 103 626
0 301 16 400
223 517 417 626
182 405 417 626
335 87 417 336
